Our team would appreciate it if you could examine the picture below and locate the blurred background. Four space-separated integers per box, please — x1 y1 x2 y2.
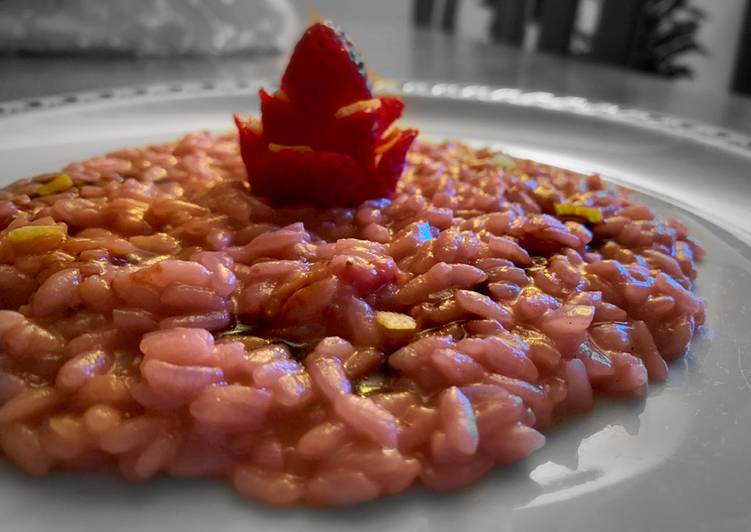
1 0 750 129
302 0 750 96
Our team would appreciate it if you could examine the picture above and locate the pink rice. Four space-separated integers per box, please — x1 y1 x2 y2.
0 132 706 506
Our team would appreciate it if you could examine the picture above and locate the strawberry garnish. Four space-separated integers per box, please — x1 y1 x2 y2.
235 21 417 208
281 22 371 116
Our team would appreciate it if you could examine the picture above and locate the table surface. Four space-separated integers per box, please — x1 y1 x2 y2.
2 25 751 136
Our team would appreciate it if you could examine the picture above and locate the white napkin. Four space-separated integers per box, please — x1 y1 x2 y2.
0 0 300 56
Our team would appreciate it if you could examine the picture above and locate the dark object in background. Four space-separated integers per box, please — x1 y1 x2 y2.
537 0 579 54
414 0 705 80
414 0 460 33
731 0 751 96
611 0 706 79
487 0 526 45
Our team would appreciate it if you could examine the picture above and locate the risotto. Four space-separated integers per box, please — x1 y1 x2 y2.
0 132 705 505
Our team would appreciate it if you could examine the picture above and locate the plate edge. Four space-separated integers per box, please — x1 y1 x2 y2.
1 78 750 157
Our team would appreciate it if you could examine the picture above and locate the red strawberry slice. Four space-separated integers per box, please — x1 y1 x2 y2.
316 110 380 168
374 128 418 196
261 93 381 167
235 22 418 209
281 22 373 116
374 97 405 136
249 148 368 208
235 114 264 157
258 89 312 147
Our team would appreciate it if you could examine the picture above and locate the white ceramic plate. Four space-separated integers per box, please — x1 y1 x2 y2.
1 82 750 532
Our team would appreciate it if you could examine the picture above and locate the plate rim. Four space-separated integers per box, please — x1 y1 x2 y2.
1 78 751 157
